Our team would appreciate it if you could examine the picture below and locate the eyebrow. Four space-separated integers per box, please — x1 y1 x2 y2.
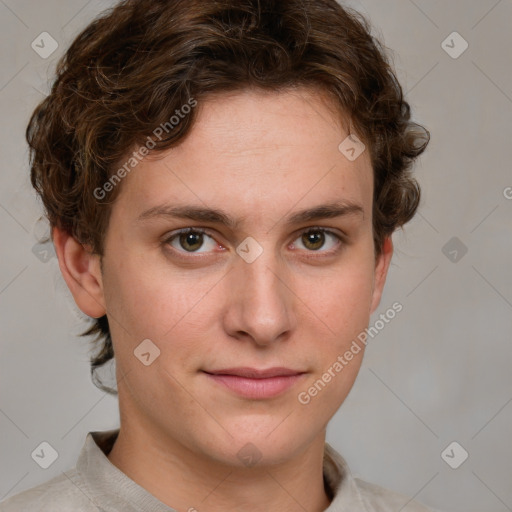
136 200 364 229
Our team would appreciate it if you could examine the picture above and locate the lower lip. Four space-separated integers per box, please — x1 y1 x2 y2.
204 372 305 399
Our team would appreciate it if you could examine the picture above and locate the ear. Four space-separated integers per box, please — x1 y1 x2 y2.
52 227 106 318
369 236 394 315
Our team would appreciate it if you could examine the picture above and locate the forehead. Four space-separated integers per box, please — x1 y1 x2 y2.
115 88 373 222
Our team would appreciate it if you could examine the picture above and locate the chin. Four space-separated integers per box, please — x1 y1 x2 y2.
203 426 310 469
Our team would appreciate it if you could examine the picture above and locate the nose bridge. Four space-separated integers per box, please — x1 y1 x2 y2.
228 244 294 344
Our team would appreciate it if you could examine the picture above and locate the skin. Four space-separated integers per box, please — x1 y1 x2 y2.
53 87 393 512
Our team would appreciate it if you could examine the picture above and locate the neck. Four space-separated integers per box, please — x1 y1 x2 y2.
107 422 332 512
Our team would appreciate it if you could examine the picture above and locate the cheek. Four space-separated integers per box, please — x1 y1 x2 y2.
296 261 375 339
297 273 372 412
103 249 216 340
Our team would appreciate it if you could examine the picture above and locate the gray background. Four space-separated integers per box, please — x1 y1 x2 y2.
1 1 511 511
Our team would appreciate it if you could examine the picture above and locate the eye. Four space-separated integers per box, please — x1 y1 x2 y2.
291 227 342 254
163 226 343 257
164 228 221 253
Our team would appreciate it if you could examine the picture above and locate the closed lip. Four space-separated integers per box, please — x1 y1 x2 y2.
203 367 305 379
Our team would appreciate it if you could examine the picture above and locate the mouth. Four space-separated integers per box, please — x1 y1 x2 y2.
202 367 307 399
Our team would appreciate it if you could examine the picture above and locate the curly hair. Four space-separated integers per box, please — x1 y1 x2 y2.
26 0 429 393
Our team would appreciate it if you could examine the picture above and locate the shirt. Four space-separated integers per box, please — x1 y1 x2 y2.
0 429 441 511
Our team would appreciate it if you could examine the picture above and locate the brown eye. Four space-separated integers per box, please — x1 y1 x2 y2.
165 228 218 254
293 228 342 254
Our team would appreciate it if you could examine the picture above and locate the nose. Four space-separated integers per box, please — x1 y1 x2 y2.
222 249 296 347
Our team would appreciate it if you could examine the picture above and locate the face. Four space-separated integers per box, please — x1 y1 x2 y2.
67 88 392 467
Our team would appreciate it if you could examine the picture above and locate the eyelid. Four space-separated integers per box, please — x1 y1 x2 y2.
293 225 346 241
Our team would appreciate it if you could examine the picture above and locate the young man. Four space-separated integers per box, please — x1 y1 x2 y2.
1 0 437 510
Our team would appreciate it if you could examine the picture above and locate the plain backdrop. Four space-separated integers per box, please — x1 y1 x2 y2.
1 1 511 511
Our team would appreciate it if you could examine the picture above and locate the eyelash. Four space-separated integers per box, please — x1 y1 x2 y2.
162 226 345 259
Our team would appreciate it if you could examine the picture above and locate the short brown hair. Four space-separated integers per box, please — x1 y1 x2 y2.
27 0 429 393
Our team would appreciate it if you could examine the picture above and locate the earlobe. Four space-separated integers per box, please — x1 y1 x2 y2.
52 227 106 318
369 236 394 315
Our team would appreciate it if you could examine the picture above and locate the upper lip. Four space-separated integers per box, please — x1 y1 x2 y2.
204 367 305 379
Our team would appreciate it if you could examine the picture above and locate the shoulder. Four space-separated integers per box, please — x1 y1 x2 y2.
0 469 99 512
354 477 443 512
